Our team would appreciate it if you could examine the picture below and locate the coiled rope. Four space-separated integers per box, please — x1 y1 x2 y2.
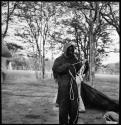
69 60 87 101
69 60 87 124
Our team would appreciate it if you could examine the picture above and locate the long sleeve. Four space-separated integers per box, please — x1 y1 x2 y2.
52 57 70 75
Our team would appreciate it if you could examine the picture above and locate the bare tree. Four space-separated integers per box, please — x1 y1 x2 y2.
52 1 118 85
2 1 18 39
100 2 119 35
15 1 57 79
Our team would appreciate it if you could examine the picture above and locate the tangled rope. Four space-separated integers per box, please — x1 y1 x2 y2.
69 59 87 101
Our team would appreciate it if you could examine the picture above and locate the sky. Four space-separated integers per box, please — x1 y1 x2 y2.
102 30 119 64
102 52 119 65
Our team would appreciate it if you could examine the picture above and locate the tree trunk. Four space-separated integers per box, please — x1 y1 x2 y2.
89 23 95 87
75 27 81 60
42 40 45 79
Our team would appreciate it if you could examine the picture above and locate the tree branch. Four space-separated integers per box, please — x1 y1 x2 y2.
2 1 9 38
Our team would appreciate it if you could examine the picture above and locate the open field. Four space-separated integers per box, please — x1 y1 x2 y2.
2 70 119 124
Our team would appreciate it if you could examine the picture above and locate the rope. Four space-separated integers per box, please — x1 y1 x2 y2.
72 61 82 66
69 65 76 101
70 78 74 100
69 70 76 81
68 62 87 124
73 98 79 124
104 115 113 121
69 60 87 101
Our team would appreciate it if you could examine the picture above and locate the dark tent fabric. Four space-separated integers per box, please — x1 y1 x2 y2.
2 44 12 57
81 82 119 113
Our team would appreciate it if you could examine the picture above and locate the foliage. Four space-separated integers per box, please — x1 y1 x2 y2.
96 62 119 74
6 42 23 51
52 2 119 67
2 1 19 39
13 1 58 78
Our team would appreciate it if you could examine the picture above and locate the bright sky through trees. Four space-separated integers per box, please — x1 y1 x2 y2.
2 1 119 65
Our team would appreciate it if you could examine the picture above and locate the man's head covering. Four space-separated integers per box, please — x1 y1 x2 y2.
63 43 74 55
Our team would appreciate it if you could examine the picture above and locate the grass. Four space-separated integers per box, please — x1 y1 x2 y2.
2 70 119 124
93 74 119 100
4 70 119 100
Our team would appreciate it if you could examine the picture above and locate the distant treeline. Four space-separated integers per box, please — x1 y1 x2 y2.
9 56 119 75
96 62 119 74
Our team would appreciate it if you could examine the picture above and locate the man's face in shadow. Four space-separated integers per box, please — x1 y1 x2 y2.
66 46 74 58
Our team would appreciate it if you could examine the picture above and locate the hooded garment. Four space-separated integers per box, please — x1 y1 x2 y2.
63 43 74 55
52 43 82 104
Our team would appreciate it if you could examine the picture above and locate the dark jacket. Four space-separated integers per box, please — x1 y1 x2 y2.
52 43 82 104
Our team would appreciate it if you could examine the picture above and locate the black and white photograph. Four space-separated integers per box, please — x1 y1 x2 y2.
1 1 119 124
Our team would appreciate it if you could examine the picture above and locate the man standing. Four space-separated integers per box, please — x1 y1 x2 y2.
52 43 82 124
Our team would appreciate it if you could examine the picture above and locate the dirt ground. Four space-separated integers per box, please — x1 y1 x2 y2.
2 70 119 124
